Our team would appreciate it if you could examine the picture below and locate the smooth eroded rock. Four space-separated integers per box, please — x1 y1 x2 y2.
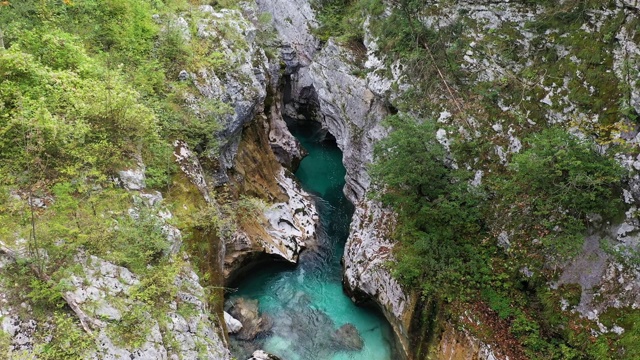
224 311 243 334
248 349 282 360
228 298 273 341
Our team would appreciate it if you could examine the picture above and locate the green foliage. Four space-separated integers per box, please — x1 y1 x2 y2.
503 128 624 259
371 115 490 298
103 208 170 273
0 328 10 359
371 115 449 205
235 195 267 223
0 0 249 356
0 0 230 187
364 1 466 115
0 37 160 185
132 259 181 307
313 0 366 44
27 278 68 310
187 202 235 240
108 304 152 349
350 0 632 357
41 312 94 360
110 259 184 348
145 140 179 190
372 117 627 356
482 289 514 320
18 29 91 71
157 22 192 76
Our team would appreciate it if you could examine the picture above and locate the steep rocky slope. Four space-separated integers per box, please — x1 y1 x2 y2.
2 0 640 359
0 4 316 358
0 181 232 359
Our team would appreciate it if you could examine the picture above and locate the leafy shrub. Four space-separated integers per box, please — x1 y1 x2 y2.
41 312 93 360
0 38 161 185
104 209 169 273
483 289 514 319
503 127 624 258
371 115 489 298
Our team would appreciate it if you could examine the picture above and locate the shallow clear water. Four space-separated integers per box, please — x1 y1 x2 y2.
228 120 395 360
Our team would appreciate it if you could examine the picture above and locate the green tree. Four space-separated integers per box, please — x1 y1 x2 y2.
502 127 625 259
371 115 489 297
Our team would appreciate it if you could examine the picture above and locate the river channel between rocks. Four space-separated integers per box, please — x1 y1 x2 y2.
226 120 396 360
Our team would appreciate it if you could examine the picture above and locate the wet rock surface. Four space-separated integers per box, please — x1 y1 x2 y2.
332 323 365 351
229 299 369 360
227 298 274 341
248 349 283 360
225 311 243 334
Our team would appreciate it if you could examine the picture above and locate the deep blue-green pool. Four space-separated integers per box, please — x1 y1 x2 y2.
228 120 395 360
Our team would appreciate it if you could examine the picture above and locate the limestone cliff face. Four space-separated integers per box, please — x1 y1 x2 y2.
224 117 318 283
169 5 319 286
255 0 415 357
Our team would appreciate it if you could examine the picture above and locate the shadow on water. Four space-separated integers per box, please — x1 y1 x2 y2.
227 119 397 360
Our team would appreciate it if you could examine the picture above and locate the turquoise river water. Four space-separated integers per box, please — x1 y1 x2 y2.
228 120 396 360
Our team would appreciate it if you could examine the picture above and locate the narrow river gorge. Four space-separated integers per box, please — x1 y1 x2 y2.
227 120 397 360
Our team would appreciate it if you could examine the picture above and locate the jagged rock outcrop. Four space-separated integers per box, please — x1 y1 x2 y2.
343 201 413 352
0 189 231 360
167 6 269 183
162 6 319 285
224 168 318 282
266 82 307 171
175 121 318 285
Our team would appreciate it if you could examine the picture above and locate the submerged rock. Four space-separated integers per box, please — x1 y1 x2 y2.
228 298 273 341
332 323 364 351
